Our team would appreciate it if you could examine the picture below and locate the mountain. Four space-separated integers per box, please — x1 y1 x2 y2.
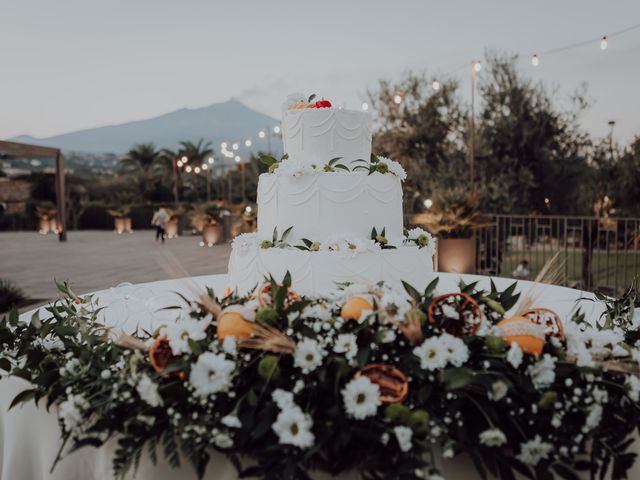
7 99 280 155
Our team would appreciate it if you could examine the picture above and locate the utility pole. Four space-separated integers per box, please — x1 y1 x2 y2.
469 60 481 192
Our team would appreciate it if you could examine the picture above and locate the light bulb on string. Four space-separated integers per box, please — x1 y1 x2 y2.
258 130 266 139
431 80 440 91
181 156 188 162
221 142 227 149
600 36 608 50
208 157 214 164
393 94 402 104
185 165 192 173
361 102 369 111
245 139 252 147
531 54 539 67
273 125 281 134
194 166 201 174
235 155 241 163
232 143 239 151
473 60 482 72
176 160 183 168
201 164 207 170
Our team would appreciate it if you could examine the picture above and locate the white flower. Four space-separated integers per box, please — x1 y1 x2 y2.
489 380 509 401
413 337 448 371
164 318 208 355
59 393 88 433
342 376 381 419
334 333 358 360
380 291 411 318
378 156 407 181
212 431 234 448
189 352 235 397
221 336 237 356
506 342 523 369
631 308 640 330
516 435 553 466
136 375 163 407
393 425 413 452
440 333 469 367
380 329 397 343
479 428 507 447
276 157 318 176
441 304 460 320
527 354 557 390
272 389 296 409
405 227 435 252
585 404 603 430
303 304 332 322
294 338 325 373
232 232 257 254
221 414 242 428
272 406 315 449
626 375 640 402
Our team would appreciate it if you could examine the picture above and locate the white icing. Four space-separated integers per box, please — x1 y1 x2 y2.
228 242 435 296
282 109 372 167
257 172 404 243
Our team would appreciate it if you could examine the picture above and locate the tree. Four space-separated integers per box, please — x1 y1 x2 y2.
178 139 213 201
119 143 163 201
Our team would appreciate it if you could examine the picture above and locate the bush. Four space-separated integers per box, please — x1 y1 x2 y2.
0 279 27 313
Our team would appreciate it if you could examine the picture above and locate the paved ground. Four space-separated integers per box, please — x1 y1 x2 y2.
0 230 232 305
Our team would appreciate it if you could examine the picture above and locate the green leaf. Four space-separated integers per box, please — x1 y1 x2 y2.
259 154 278 166
0 358 11 372
401 281 422 303
30 310 41 329
188 339 202 355
370 153 379 164
9 388 37 410
356 344 371 368
352 165 369 172
272 226 277 243
333 164 350 171
328 157 343 166
281 226 293 242
282 271 292 288
308 94 317 103
443 367 474 390
301 238 313 247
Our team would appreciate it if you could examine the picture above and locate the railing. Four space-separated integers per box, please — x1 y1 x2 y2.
475 215 640 295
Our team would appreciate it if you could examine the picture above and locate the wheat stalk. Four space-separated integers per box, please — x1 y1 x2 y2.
515 251 566 315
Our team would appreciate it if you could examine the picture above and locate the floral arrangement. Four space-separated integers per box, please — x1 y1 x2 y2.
1 277 640 480
248 226 435 256
285 93 332 110
260 153 406 180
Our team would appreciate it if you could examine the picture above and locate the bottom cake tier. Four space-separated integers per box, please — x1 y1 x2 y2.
228 236 435 296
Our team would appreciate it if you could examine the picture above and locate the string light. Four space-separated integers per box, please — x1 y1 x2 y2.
185 165 192 173
201 164 207 170
245 206 253 213
258 130 266 139
273 125 281 134
361 102 369 111
194 166 201 174
232 143 239 151
393 94 402 104
235 155 241 163
600 36 608 50
208 157 214 164
473 60 482 72
245 139 252 147
531 54 540 66
423 198 433 209
181 156 188 162
176 160 183 167
431 80 440 91
220 142 227 149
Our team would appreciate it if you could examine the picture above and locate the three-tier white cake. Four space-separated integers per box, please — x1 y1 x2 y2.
227 95 435 295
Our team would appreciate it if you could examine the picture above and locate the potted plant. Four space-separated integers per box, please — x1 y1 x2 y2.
163 206 185 239
228 202 257 238
107 205 132 234
190 202 224 246
35 201 58 234
412 188 488 274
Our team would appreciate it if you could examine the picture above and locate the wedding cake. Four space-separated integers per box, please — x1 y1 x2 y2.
228 94 435 295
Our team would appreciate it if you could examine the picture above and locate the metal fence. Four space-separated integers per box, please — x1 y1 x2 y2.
474 215 640 294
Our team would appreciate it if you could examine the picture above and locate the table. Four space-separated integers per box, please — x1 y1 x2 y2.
0 273 621 480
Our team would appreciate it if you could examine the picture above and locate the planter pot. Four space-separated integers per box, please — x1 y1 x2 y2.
38 218 51 235
437 237 476 274
202 224 223 246
49 218 58 234
165 219 179 239
114 218 126 234
124 217 133 233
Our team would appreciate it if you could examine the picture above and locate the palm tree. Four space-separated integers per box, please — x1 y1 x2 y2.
178 139 214 201
158 148 181 204
119 143 163 200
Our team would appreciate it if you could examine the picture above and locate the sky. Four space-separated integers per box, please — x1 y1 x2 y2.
2 0 640 144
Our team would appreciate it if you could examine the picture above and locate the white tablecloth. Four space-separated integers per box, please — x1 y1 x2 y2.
0 273 621 480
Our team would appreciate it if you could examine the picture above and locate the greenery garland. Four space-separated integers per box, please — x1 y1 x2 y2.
0 276 639 480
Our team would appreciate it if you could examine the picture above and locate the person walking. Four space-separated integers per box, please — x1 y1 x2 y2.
151 208 169 244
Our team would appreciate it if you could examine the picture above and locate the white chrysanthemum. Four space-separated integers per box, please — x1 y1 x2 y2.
272 389 296 409
276 158 318 177
506 342 523 368
212 431 234 448
626 375 640 402
221 336 238 356
527 354 556 390
136 375 162 407
413 337 448 371
479 428 507 447
585 404 603 430
393 425 413 452
380 290 411 318
440 333 469 367
380 328 397 343
303 304 332 322
378 156 407 181
334 333 358 360
294 338 325 373
351 237 381 254
272 406 315 449
489 380 509 401
164 318 208 355
320 234 350 252
221 414 242 428
516 435 553 466
232 232 257 254
631 308 640 330
59 393 88 433
405 227 435 252
441 304 461 320
189 352 235 397
342 376 381 419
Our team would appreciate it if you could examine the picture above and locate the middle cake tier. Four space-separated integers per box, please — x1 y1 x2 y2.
257 171 404 243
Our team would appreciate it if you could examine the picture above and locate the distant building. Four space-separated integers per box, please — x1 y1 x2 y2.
0 178 31 214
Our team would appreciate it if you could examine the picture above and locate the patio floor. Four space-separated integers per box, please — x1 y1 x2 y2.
0 230 232 306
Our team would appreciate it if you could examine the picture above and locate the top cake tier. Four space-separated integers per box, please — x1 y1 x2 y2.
282 108 372 167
